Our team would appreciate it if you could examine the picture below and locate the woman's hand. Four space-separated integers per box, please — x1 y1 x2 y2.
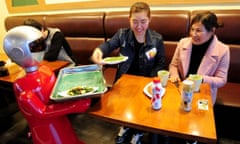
169 76 181 83
91 48 103 64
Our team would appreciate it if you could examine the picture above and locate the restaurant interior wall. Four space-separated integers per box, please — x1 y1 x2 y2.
0 1 240 53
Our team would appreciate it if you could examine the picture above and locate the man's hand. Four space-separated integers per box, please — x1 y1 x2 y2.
91 48 103 64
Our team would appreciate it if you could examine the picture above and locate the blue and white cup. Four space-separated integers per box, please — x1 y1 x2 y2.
181 80 194 112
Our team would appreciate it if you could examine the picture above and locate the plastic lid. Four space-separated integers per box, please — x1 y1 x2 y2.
183 79 194 85
153 77 160 83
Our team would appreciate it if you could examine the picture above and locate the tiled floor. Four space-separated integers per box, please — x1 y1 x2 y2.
1 112 240 144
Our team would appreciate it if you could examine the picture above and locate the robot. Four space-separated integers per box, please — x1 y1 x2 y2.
3 26 91 144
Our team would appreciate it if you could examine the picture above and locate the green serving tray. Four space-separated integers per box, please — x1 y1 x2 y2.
50 64 107 102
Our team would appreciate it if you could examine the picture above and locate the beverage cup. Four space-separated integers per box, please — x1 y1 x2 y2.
181 79 194 112
157 70 169 87
189 74 203 92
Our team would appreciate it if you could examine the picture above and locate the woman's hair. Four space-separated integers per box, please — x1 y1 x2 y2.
129 2 151 18
23 19 46 31
190 11 223 31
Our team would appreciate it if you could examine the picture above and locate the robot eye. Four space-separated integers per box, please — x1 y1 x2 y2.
29 37 46 52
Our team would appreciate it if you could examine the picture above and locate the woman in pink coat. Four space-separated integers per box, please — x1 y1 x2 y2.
169 11 230 105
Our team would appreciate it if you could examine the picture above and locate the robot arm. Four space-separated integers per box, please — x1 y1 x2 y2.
18 89 91 118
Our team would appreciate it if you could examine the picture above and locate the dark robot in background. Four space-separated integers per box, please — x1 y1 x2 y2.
3 25 91 144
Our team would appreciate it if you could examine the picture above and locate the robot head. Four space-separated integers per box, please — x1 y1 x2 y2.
3 26 45 72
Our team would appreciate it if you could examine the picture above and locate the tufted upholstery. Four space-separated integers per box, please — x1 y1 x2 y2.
4 9 240 106
104 10 190 40
5 12 105 65
192 10 240 45
45 12 106 65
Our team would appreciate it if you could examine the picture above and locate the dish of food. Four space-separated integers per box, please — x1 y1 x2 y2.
102 56 128 64
58 86 98 97
143 82 166 98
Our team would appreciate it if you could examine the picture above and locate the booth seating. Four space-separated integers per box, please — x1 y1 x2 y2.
4 9 240 140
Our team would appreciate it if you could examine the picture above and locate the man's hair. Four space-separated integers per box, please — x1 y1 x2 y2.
129 2 151 18
23 19 45 31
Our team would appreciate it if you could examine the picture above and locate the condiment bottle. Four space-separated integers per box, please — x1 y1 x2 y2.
151 77 162 110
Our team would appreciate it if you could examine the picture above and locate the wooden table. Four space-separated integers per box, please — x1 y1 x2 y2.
0 53 69 84
89 74 217 143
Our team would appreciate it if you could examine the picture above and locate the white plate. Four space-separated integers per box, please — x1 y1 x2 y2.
102 56 128 65
58 86 98 97
143 82 166 98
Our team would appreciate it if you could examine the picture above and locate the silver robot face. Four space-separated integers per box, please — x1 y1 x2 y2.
3 26 45 72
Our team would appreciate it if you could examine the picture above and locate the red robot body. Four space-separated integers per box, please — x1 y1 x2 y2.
4 26 91 144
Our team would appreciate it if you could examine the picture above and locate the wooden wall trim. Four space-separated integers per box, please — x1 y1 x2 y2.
6 0 240 13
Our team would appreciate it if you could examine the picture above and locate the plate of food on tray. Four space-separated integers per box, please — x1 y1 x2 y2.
57 86 98 97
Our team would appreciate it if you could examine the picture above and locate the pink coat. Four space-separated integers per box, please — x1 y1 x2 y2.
169 35 230 104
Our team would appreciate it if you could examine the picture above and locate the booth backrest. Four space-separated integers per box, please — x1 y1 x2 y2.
5 15 45 30
104 10 190 40
4 10 240 83
192 10 240 45
216 10 240 83
45 12 106 65
5 12 106 65
4 10 240 139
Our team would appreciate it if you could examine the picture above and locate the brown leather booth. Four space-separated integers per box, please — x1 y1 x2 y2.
5 12 105 65
5 10 239 104
4 9 240 140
